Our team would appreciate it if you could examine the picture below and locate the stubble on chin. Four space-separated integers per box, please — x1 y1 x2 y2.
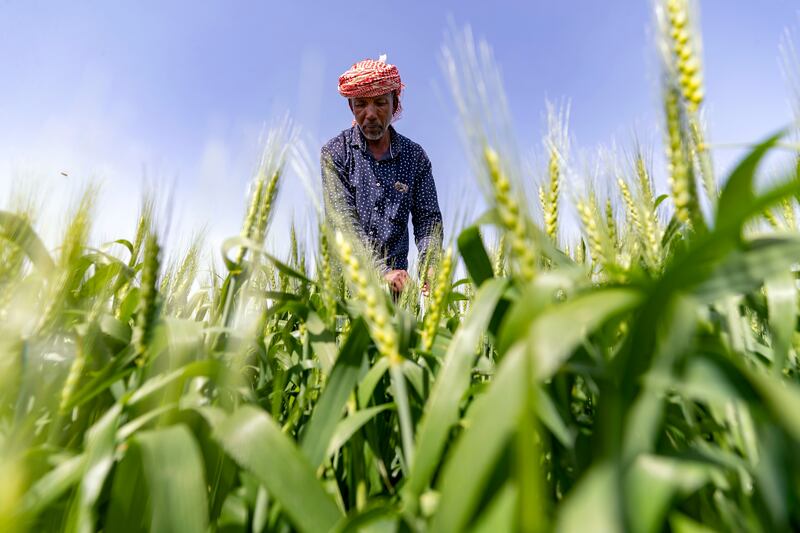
358 124 389 141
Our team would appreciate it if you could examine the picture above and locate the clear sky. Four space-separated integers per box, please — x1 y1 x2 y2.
1 1 798 264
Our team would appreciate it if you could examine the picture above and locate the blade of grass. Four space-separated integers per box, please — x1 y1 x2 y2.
301 318 370 468
207 406 343 533
404 278 507 506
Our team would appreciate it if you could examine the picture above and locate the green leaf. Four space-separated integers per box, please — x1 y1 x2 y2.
301 318 370 468
616 173 800 403
623 294 699 459
554 462 622 533
457 225 494 287
306 311 338 374
332 502 399 533
692 236 800 303
20 454 85 519
0 210 55 274
625 455 716 533
106 424 209 533
526 288 642 380
208 406 343 533
738 363 800 442
495 268 587 356
116 404 179 442
98 313 132 346
754 426 791 528
535 386 573 448
765 270 796 374
108 238 134 256
126 359 222 406
676 356 745 405
658 154 800 315
221 235 314 284
430 346 526 532
668 513 718 533
654 194 669 209
471 484 517 533
358 356 390 408
405 278 507 505
389 361 416 475
65 404 122 533
715 129 785 231
326 404 395 458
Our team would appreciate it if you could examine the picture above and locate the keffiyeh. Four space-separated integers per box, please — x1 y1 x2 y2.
338 55 404 117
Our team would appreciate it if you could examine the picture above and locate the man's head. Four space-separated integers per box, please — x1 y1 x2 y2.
338 56 404 138
348 92 395 141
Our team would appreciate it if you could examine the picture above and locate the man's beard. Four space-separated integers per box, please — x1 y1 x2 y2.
359 122 389 141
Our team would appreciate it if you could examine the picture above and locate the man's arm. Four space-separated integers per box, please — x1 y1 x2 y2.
321 145 398 283
321 145 354 219
410 151 443 268
320 145 371 242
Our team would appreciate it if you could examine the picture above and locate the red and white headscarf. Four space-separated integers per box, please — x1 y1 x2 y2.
338 54 404 119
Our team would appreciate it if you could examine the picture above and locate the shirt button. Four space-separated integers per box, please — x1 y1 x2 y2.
374 206 379 211
375 181 381 186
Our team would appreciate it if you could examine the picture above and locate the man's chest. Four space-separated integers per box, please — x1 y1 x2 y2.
346 154 413 227
348 155 412 201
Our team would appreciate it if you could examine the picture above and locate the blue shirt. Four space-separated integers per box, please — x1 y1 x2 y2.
320 125 443 271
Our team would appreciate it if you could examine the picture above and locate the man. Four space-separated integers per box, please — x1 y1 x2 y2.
321 56 443 295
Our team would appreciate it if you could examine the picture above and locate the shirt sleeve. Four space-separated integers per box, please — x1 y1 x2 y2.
320 144 372 254
320 145 354 218
410 150 443 267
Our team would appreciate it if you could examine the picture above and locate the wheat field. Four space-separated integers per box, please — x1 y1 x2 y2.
3 1 800 531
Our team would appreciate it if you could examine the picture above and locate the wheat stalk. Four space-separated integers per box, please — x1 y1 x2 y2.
484 147 536 281
664 86 701 228
493 234 507 277
634 153 663 270
543 150 561 242
576 193 614 274
318 226 337 324
605 197 617 249
420 246 454 352
542 100 569 244
334 231 399 364
763 208 782 230
782 198 797 230
618 177 643 239
132 231 161 366
663 0 704 112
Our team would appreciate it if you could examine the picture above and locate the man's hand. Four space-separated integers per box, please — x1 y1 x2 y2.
421 267 435 297
384 269 410 293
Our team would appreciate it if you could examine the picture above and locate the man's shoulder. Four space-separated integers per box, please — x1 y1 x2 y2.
321 127 355 156
392 129 428 159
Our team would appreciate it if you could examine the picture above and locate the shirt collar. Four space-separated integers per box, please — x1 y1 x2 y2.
349 125 402 159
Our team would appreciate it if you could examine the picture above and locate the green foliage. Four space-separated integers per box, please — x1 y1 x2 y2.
4 7 800 533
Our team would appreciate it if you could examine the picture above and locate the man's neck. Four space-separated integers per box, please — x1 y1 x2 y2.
366 130 391 160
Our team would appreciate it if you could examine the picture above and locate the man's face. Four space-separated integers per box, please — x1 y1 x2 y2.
349 93 394 141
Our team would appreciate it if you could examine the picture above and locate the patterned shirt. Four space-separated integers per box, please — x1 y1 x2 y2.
320 125 443 272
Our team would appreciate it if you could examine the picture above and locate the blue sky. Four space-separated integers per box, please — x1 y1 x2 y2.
0 1 798 264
